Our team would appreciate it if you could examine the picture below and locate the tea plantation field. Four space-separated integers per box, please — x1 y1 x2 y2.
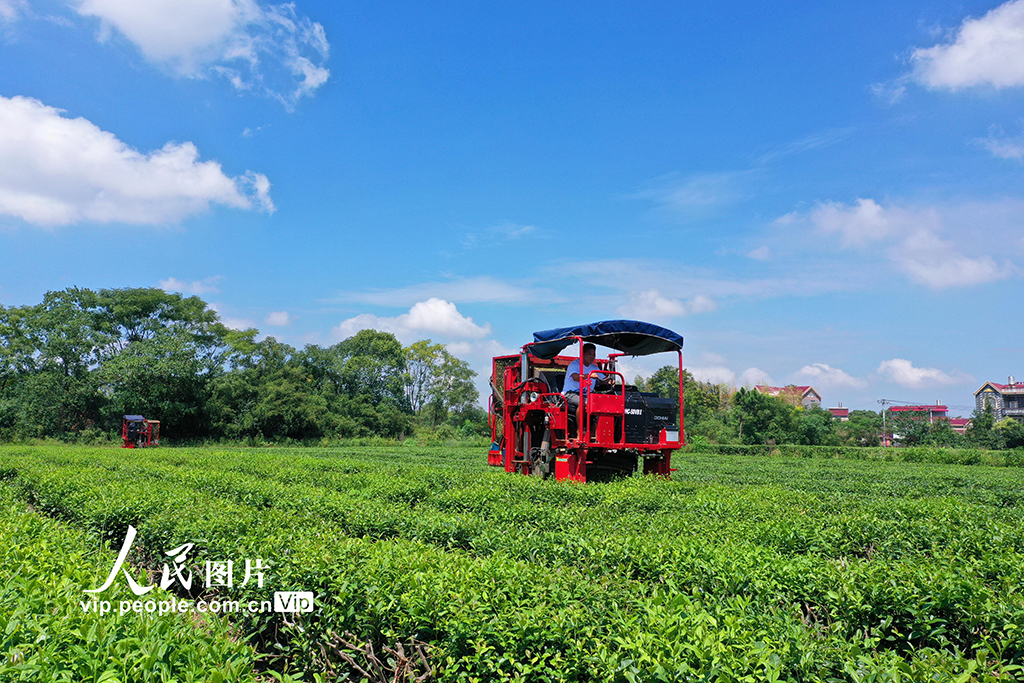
1 443 1023 682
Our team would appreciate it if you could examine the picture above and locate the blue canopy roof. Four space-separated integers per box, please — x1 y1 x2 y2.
123 415 145 421
529 320 684 359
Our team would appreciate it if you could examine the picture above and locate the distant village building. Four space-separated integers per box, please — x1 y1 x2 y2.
881 401 971 444
886 402 951 446
949 418 972 435
828 403 849 421
888 403 948 423
754 385 822 409
975 377 1024 422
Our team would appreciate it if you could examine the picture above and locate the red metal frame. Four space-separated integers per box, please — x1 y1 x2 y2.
488 337 684 482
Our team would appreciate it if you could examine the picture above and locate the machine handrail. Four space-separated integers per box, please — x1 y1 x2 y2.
581 371 625 445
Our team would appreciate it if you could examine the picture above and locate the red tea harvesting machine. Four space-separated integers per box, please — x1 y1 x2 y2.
488 320 684 482
122 415 160 448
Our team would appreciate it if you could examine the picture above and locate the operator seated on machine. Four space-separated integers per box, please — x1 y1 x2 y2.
562 343 616 412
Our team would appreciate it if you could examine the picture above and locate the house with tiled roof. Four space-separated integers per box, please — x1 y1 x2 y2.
888 403 948 423
885 402 953 445
754 385 822 409
828 403 849 421
949 418 972 434
975 377 1024 422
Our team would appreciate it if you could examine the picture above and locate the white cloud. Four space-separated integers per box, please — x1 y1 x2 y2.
221 316 254 330
626 354 766 390
977 125 1024 159
243 170 275 212
687 365 736 385
0 95 272 226
911 0 1024 90
746 246 771 260
74 0 329 108
159 276 223 295
209 302 254 330
440 338 519 407
876 358 973 389
738 367 773 387
462 222 538 248
617 289 716 319
344 276 555 306
491 223 536 240
633 171 755 216
870 80 907 105
0 0 26 22
785 198 1013 289
264 311 291 326
558 257 863 306
446 339 516 359
793 363 867 389
622 290 684 317
806 198 901 246
754 127 855 165
893 228 1010 288
333 298 491 344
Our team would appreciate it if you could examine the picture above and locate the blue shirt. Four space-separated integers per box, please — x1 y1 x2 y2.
562 359 604 394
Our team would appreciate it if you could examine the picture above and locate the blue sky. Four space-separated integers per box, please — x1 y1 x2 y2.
2 0 1023 416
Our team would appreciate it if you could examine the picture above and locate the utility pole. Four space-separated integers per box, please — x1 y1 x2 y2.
878 399 889 447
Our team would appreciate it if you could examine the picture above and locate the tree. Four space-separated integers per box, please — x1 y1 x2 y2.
210 335 318 440
797 406 839 446
838 410 882 447
927 418 961 448
995 418 1024 449
965 405 1003 450
887 410 942 447
100 332 216 439
1 289 488 442
732 387 799 445
94 288 232 440
634 366 679 400
404 340 478 427
332 330 410 409
0 288 108 437
404 340 444 414
297 330 414 437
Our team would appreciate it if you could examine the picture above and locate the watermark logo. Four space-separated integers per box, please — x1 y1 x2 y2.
86 525 268 595
274 591 315 613
80 525 312 616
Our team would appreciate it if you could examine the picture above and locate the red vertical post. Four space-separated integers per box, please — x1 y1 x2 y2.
677 349 685 446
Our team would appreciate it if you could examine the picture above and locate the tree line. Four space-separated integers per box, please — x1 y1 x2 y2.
0 287 485 443
635 366 1024 449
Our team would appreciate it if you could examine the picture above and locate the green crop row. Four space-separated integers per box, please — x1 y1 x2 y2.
683 442 1024 467
2 444 1023 681
0 486 260 683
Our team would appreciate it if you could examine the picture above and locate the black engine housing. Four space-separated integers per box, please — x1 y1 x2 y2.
623 389 678 444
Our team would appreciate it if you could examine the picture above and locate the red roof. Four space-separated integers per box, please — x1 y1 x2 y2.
985 383 1023 390
949 418 971 426
828 407 849 417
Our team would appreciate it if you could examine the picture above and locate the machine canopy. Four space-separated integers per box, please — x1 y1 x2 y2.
123 415 145 421
529 320 684 359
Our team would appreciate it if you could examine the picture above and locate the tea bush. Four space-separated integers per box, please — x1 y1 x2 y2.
1 444 1022 681
0 486 260 682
